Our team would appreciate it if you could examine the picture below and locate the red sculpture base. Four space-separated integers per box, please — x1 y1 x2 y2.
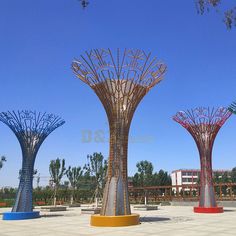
194 206 223 213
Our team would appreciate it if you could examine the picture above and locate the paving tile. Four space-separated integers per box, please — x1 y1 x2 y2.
1 206 236 236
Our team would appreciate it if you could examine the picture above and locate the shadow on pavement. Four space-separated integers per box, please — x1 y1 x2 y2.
140 216 171 222
223 209 236 212
40 214 64 218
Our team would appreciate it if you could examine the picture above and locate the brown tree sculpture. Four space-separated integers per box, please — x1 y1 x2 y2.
72 48 166 226
173 107 231 213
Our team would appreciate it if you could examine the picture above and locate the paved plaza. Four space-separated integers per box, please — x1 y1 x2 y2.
0 205 236 236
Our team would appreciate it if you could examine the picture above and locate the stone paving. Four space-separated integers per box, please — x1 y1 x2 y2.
0 206 236 236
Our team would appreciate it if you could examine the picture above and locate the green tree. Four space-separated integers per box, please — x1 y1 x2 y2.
221 172 229 195
196 0 236 29
231 167 236 193
62 181 70 189
214 171 230 195
214 171 220 194
84 152 107 207
231 167 236 183
66 166 83 204
154 169 172 186
132 160 155 205
214 171 220 183
36 173 40 190
49 158 66 206
0 156 6 171
133 160 154 187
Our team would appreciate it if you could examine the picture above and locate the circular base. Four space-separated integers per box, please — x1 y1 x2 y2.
194 207 223 213
90 214 140 227
2 211 40 220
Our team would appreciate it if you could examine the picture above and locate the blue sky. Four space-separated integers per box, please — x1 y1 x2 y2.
0 0 236 187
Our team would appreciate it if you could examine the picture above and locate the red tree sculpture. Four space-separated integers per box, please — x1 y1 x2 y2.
173 107 231 213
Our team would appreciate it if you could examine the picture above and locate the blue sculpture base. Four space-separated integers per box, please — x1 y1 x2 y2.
2 211 40 220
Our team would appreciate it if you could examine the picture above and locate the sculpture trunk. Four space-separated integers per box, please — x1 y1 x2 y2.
101 121 131 216
198 146 216 208
12 152 36 212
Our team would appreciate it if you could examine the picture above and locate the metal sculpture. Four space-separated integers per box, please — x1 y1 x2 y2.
173 107 231 213
72 48 166 226
228 101 236 114
0 110 65 220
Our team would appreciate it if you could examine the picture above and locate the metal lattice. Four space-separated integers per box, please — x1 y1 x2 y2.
72 48 166 216
228 101 236 114
0 110 65 212
173 107 231 208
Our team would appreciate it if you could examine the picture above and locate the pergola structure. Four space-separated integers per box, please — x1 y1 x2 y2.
72 48 166 226
173 107 231 213
0 110 65 220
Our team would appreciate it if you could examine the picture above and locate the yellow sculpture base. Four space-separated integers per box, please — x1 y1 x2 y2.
90 214 140 227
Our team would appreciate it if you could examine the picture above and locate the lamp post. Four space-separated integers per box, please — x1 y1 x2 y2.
72 48 166 226
173 107 231 213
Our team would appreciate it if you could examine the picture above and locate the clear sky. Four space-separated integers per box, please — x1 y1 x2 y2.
0 0 236 187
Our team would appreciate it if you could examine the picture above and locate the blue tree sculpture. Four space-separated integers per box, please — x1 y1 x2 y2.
0 110 65 220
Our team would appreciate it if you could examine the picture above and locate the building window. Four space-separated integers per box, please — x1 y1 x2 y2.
182 178 192 183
